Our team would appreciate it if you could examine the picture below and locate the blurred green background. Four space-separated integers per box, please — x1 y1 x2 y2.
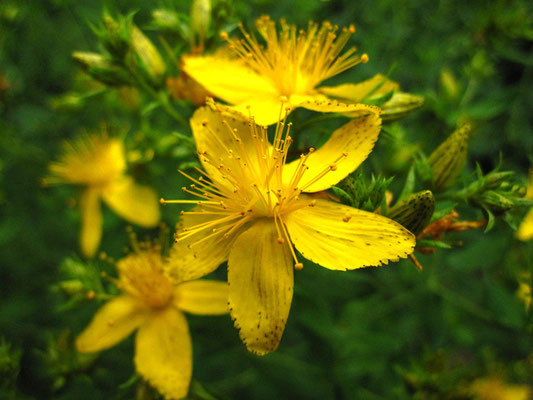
1 0 532 399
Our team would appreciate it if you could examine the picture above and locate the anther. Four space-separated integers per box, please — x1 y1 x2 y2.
160 198 166 205
201 120 209 126
277 237 285 244
295 263 304 270
361 53 369 63
349 24 355 33
343 213 352 222
220 32 228 40
330 164 338 171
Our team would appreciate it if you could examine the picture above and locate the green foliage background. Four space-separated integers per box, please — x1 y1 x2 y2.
1 0 532 398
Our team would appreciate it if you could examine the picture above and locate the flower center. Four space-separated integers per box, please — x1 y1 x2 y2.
116 243 173 309
46 134 126 186
222 16 369 97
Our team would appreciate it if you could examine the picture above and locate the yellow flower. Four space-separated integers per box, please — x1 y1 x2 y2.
517 168 533 241
44 133 160 257
163 100 415 355
182 16 400 125
76 239 229 399
470 377 531 400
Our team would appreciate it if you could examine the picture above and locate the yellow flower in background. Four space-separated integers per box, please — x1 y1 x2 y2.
76 239 229 399
517 168 533 241
162 100 415 355
470 377 531 400
44 133 160 257
182 16 400 125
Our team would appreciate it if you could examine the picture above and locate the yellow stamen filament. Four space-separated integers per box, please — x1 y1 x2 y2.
165 103 354 257
222 16 367 96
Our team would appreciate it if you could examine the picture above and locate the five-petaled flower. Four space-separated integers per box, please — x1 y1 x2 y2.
76 238 229 399
44 133 160 257
163 100 415 355
182 16 399 125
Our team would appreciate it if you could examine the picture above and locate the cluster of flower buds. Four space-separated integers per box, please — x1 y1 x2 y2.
73 12 166 89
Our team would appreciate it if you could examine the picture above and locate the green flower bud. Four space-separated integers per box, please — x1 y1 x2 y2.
72 52 131 86
101 13 130 57
56 280 85 297
152 9 184 34
191 0 211 47
129 26 166 86
440 68 460 99
381 92 425 121
388 190 435 235
428 124 471 191
477 190 515 214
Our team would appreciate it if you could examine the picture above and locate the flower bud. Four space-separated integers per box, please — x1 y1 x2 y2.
388 190 435 235
428 124 471 191
101 13 130 57
440 68 460 99
129 26 167 86
381 92 424 121
152 9 183 34
56 280 85 297
72 52 131 86
477 190 515 214
190 0 211 48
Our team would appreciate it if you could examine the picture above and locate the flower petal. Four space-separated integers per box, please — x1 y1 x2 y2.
135 307 191 400
282 107 382 192
166 207 248 282
182 55 277 105
190 102 272 187
174 280 229 315
102 176 160 228
285 198 415 270
318 74 399 103
231 94 290 126
228 220 293 355
80 187 102 258
517 209 533 241
76 295 148 353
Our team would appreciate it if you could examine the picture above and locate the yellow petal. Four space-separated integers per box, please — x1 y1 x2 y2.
231 94 289 126
135 307 191 400
102 175 160 227
318 74 399 103
190 102 272 187
182 54 277 105
517 209 533 241
76 295 148 353
166 207 248 282
282 106 382 192
174 280 229 315
228 220 293 355
285 197 415 270
80 187 102 258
